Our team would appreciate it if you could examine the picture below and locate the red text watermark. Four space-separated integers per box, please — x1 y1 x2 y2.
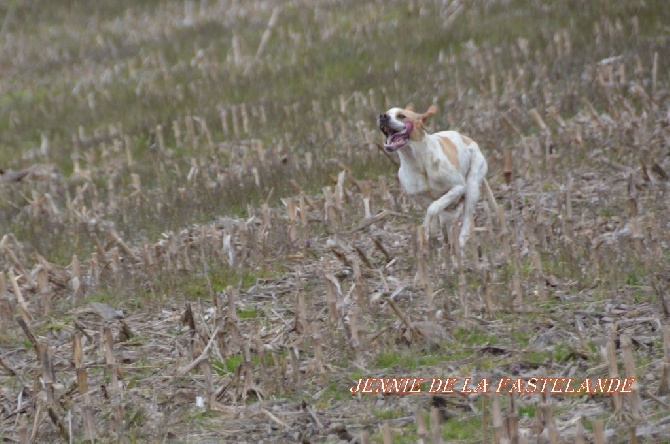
349 377 636 395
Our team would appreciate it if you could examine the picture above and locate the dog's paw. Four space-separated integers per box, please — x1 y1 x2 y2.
458 233 469 251
422 216 437 241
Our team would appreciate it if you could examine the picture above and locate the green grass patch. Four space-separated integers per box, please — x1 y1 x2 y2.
442 414 482 441
237 307 263 319
526 349 551 365
452 327 499 346
212 355 243 376
519 403 537 418
373 407 406 421
315 380 349 408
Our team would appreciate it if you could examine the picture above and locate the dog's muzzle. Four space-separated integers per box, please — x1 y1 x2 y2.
378 113 395 138
378 114 413 152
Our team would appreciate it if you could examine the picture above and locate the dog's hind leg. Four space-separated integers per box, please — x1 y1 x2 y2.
482 178 497 214
458 157 488 252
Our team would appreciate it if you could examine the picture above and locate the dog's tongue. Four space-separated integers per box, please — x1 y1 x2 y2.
387 121 413 146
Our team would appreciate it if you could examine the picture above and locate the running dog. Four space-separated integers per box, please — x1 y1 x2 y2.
377 104 496 252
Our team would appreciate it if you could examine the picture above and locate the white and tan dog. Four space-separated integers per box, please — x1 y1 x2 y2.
378 104 496 252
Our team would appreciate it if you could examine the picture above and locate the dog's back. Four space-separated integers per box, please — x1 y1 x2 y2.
431 130 486 179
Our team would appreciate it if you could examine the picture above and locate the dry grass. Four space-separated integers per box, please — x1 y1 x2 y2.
1 0 670 442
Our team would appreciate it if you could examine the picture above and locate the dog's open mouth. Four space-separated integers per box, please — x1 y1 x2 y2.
381 121 413 152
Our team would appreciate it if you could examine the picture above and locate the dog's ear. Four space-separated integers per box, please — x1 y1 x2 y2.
421 105 437 121
405 102 414 111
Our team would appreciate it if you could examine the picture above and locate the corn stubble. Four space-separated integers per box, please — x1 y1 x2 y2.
1 0 670 442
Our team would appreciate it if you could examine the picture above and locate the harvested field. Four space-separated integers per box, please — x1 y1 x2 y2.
1 0 670 442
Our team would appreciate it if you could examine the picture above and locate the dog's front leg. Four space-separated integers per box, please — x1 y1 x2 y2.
423 185 465 239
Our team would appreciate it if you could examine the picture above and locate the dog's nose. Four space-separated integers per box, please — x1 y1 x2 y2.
378 113 388 122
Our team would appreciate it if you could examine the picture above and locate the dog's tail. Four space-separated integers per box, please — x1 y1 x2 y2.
484 178 507 233
482 178 506 232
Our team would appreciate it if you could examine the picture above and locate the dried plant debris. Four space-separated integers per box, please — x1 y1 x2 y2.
1 0 670 442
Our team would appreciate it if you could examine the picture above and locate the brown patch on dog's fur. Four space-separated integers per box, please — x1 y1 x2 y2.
395 105 437 142
437 136 460 169
462 136 474 146
397 109 426 141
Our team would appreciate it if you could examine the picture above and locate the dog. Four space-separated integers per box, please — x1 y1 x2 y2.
377 104 497 253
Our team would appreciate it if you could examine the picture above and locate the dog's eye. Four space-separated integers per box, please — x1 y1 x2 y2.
397 114 406 120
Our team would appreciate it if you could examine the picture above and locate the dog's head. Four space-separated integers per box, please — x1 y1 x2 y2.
377 104 437 152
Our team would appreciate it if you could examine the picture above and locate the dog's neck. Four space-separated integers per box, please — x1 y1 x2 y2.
397 136 432 171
